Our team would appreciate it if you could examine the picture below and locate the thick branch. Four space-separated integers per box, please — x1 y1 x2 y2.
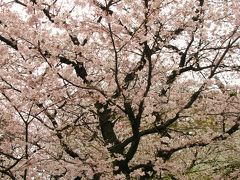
118 84 205 149
0 35 18 50
124 101 140 162
95 102 123 154
59 56 89 83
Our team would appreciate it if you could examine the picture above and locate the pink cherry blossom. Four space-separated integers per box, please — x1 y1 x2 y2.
0 0 239 179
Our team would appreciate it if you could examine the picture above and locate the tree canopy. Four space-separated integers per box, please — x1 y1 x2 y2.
0 0 239 179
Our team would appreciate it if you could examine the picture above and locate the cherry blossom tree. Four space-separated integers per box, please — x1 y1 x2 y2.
0 0 239 179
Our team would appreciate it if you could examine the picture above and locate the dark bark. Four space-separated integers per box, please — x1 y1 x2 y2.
59 56 89 84
69 34 80 46
0 35 18 50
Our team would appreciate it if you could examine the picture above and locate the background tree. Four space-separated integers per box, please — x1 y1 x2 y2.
0 0 239 179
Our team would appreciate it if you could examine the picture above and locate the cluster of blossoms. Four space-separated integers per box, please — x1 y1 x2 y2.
0 0 239 179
